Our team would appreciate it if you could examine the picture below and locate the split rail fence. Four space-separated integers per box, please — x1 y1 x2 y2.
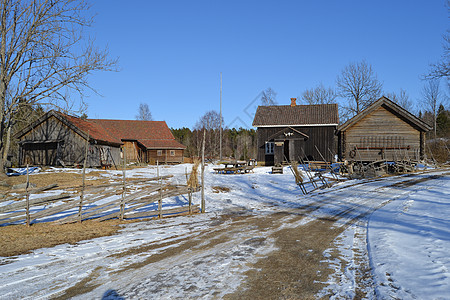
0 175 200 226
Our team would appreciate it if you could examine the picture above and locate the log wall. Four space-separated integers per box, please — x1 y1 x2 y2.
342 106 422 162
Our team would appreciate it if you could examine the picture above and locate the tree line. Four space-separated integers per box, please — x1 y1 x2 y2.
171 111 257 161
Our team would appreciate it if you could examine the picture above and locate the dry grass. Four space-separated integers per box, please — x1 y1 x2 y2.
427 139 450 164
0 170 114 194
187 159 200 189
0 220 128 257
0 166 151 257
290 161 303 184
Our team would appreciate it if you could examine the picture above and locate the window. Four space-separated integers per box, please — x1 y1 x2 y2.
157 150 162 156
265 142 274 155
170 150 175 156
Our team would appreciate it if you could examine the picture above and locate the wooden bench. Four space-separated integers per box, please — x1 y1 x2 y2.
308 161 330 171
272 166 283 174
214 167 245 174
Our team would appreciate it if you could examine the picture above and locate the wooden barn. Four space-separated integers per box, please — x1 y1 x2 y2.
15 110 122 167
252 98 339 165
336 96 431 162
15 111 186 167
89 119 186 164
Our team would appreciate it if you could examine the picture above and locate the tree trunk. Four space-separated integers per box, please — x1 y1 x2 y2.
2 124 12 164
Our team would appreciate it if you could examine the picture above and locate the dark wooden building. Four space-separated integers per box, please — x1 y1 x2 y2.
15 110 122 167
253 98 339 165
15 111 186 167
336 97 431 162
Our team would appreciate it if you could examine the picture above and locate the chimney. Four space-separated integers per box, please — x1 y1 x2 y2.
290 98 297 107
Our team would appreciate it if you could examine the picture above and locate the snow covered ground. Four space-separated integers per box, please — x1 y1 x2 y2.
0 164 449 299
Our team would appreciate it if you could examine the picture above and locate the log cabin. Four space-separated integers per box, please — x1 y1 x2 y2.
252 98 339 165
336 96 431 162
15 110 186 167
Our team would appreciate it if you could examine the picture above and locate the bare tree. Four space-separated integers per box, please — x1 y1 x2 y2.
261 87 277 106
386 89 415 112
336 60 383 116
427 32 450 86
425 1 450 87
301 83 337 105
0 0 117 171
422 79 442 139
136 103 153 121
193 110 222 158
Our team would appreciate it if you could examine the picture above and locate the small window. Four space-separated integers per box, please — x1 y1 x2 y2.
170 150 175 156
265 142 274 155
157 150 162 156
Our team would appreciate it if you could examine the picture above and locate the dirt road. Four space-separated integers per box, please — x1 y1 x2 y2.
0 170 446 299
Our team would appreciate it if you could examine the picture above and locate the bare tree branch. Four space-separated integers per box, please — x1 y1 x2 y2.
424 1 450 87
421 79 442 139
136 103 153 121
0 0 118 171
261 87 277 106
301 83 337 105
336 60 382 117
385 88 415 113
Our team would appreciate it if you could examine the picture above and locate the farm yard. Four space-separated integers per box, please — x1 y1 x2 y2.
0 164 449 299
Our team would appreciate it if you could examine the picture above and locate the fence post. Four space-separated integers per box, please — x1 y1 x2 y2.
188 188 192 215
79 131 89 223
201 130 205 213
158 161 162 219
26 164 30 226
120 148 126 220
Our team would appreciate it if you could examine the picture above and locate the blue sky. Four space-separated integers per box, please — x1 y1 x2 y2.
83 0 448 129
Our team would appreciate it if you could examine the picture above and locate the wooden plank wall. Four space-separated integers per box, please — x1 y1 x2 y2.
257 126 337 165
19 116 121 167
122 141 144 163
343 107 421 161
147 149 184 164
20 116 90 166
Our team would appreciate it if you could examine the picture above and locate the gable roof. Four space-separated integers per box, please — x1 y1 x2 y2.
89 119 186 149
252 103 339 127
62 113 122 145
15 111 186 149
337 96 431 132
15 110 123 146
89 119 175 141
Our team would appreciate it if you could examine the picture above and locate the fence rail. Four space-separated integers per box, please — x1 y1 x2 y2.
0 175 199 226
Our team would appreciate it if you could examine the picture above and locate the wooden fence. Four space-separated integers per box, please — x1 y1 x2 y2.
0 175 200 226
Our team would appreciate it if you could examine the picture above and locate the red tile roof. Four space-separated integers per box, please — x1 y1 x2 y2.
61 114 122 144
89 119 175 141
57 116 184 149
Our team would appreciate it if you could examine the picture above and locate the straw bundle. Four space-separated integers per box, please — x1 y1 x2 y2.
187 159 200 189
291 161 303 184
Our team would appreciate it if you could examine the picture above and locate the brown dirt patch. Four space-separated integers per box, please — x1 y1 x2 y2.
52 267 103 300
225 217 345 300
212 186 231 193
0 220 127 257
